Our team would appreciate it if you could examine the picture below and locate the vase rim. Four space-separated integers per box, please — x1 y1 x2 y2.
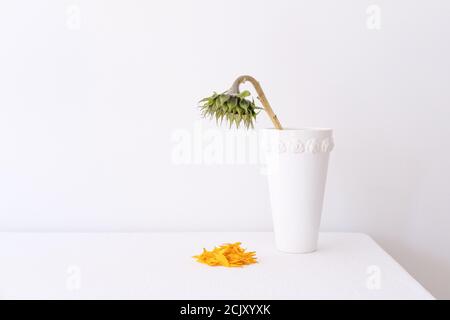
262 127 332 132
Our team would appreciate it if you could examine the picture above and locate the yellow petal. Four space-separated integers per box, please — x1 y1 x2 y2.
193 242 257 268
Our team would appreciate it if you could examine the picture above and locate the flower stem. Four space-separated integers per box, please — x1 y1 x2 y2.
230 75 283 130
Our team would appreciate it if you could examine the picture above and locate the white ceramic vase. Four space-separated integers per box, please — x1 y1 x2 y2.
261 128 334 253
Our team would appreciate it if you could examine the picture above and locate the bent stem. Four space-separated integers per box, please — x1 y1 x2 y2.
229 75 283 130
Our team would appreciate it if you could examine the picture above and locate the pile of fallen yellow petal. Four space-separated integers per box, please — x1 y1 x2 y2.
193 242 257 267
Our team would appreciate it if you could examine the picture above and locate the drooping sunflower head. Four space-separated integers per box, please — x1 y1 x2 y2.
199 90 261 129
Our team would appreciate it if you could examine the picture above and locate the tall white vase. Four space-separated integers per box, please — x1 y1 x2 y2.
261 128 334 253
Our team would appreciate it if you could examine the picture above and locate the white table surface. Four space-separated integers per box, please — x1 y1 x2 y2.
0 232 433 300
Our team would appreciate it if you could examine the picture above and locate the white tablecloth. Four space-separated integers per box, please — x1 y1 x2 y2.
0 232 433 299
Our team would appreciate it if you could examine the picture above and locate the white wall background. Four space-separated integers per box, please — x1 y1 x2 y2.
1 0 449 298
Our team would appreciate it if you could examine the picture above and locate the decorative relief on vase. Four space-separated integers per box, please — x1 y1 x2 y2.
289 139 305 153
278 141 287 153
320 137 334 153
305 139 320 154
265 137 334 154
